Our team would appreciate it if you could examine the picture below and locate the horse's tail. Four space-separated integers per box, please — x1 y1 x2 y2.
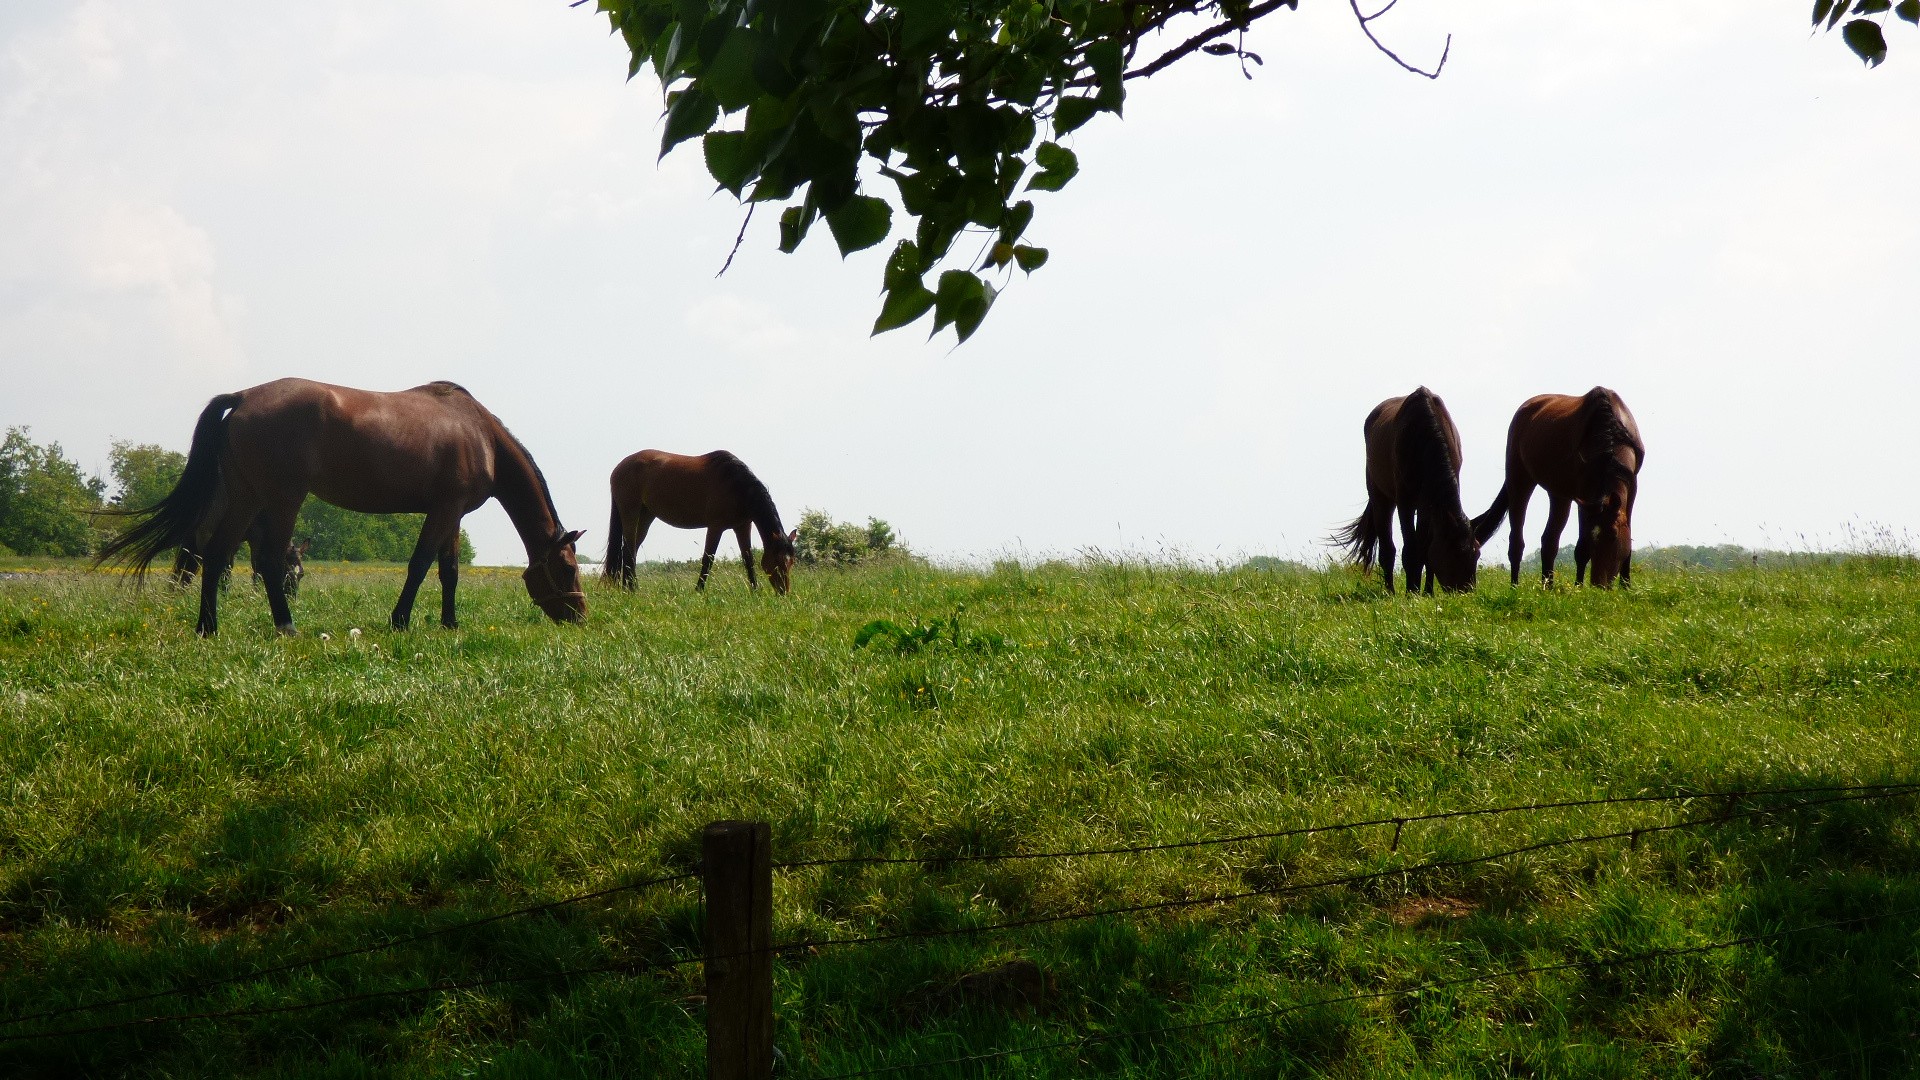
1331 506 1380 571
603 499 624 581
95 393 242 578
1471 482 1509 545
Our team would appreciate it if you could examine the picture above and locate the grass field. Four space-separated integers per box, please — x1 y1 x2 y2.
0 554 1917 1078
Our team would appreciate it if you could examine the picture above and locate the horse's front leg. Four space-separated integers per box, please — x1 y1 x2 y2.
1572 501 1595 586
696 527 724 591
438 531 463 629
737 525 758 590
1374 502 1398 594
1539 495 1572 586
393 510 458 630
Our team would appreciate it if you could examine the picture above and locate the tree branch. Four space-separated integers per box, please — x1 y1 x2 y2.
1350 0 1449 79
716 204 754 278
1124 0 1300 80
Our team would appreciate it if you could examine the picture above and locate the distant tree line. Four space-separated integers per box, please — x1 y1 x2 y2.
0 427 472 563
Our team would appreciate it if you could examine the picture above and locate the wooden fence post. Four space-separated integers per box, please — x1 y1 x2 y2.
703 820 773 1080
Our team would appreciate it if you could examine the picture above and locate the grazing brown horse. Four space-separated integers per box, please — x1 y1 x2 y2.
1471 387 1644 588
98 379 586 636
604 450 796 594
1333 387 1481 593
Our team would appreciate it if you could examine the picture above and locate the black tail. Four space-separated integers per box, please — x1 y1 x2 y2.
95 393 242 579
603 500 624 581
1471 483 1509 544
1331 507 1380 571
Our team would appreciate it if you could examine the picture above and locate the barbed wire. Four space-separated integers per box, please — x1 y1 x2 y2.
773 786 1914 955
772 781 1920 870
807 905 1920 1078
0 870 697 1030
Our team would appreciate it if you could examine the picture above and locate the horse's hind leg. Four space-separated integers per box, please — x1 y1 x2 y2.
1397 505 1421 595
194 516 252 638
1504 482 1534 587
1374 501 1398 594
696 526 724 591
250 506 301 633
392 510 459 630
737 525 758 590
622 512 652 590
1539 495 1572 586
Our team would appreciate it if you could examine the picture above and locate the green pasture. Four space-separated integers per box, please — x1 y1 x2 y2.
0 555 1917 1078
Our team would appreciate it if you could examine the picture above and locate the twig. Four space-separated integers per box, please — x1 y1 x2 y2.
716 204 756 278
1350 0 1449 79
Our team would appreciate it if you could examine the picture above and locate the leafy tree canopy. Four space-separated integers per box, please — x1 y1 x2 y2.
586 0 1912 342
0 428 106 557
110 441 188 514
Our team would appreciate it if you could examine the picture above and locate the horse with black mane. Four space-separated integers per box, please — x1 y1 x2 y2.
1471 386 1644 588
1333 387 1480 593
604 450 796 594
98 378 586 636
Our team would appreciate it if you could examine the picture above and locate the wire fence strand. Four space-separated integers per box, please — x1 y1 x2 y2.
774 786 1914 956
771 781 1920 870
0 870 697 1030
808 905 1920 1078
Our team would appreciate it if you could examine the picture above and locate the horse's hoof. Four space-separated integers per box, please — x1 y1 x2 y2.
277 624 297 637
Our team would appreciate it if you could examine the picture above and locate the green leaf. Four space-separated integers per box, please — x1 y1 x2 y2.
778 204 817 253
825 195 893 256
998 200 1034 244
1842 18 1888 65
853 618 904 649
983 242 1015 270
930 270 995 341
1088 39 1125 113
1012 245 1048 272
872 282 937 334
704 29 768 113
883 239 927 290
1053 96 1098 134
703 130 757 195
1027 141 1079 192
660 89 719 159
1898 0 1919 22
1853 0 1891 12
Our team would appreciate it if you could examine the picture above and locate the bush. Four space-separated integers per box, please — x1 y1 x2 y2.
0 428 106 556
795 510 906 566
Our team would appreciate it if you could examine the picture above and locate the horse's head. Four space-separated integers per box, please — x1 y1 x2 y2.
524 529 588 622
1431 513 1482 592
762 528 798 595
1589 484 1633 588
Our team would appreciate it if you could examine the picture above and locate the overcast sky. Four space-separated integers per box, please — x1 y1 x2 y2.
2 1 1916 566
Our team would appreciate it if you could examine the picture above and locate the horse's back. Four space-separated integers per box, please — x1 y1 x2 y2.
611 449 755 528
222 378 498 512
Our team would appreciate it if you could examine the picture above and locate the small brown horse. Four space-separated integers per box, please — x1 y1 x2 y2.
1333 387 1481 593
604 450 796 594
99 379 586 635
1471 387 1644 587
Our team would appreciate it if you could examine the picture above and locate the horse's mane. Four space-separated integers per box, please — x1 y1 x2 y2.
445 385 562 534
1580 387 1642 491
708 451 787 546
1399 387 1466 516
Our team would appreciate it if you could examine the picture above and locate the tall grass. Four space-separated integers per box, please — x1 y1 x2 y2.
0 556 1916 1077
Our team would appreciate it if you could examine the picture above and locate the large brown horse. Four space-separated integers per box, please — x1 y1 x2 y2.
1471 387 1644 588
1333 387 1481 593
604 450 796 594
98 379 586 635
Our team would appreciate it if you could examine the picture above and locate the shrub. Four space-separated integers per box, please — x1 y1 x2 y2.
795 509 906 566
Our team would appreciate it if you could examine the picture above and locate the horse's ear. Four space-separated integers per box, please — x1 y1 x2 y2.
787 529 799 544
560 529 586 548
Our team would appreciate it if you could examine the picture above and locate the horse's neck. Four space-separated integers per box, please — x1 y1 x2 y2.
491 433 559 554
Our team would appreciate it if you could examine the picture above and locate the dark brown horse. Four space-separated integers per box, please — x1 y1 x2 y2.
98 379 586 635
1333 387 1480 593
604 450 796 594
1471 387 1644 587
